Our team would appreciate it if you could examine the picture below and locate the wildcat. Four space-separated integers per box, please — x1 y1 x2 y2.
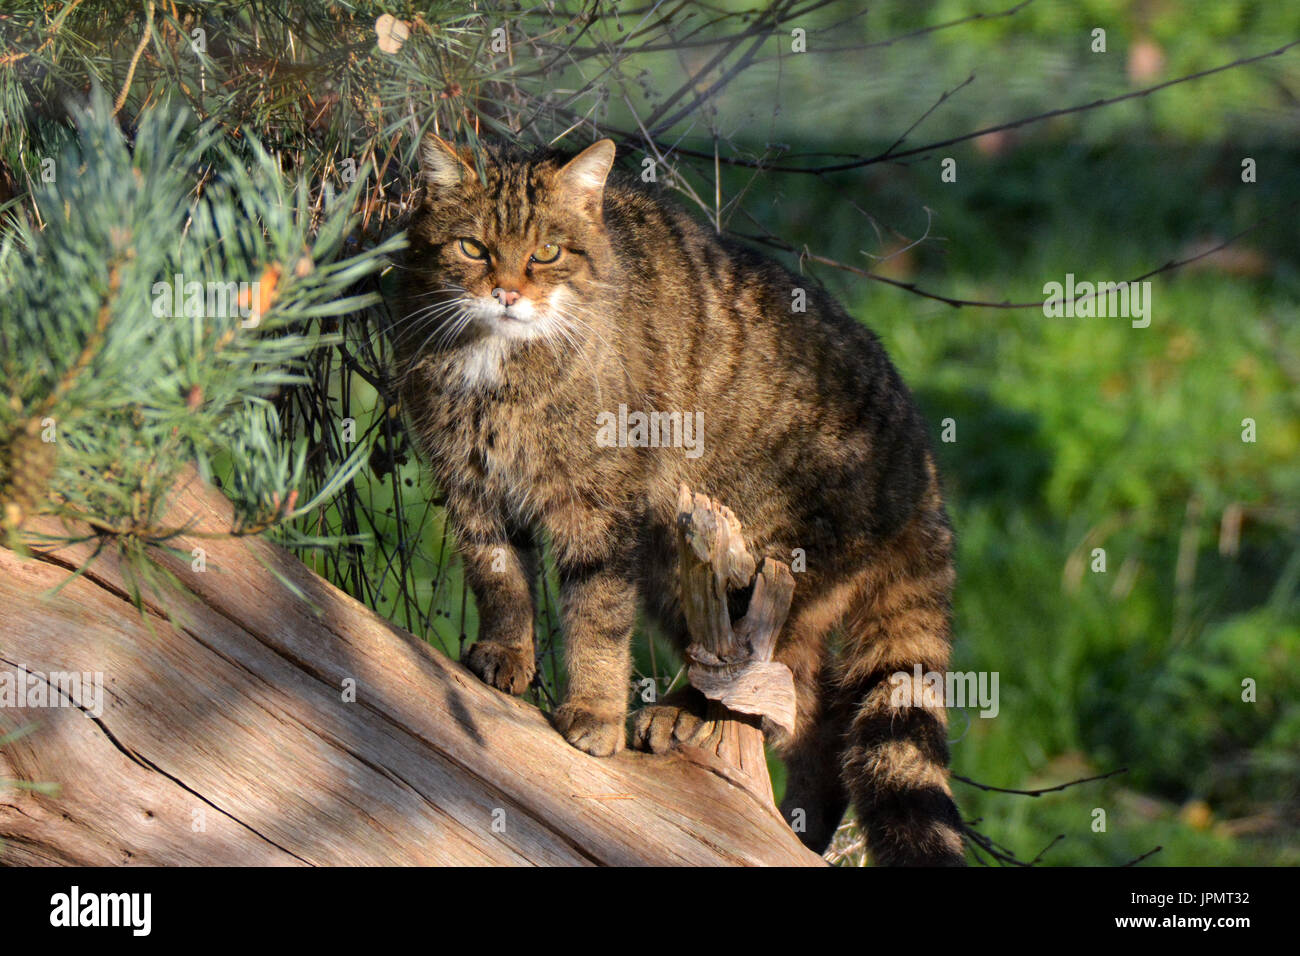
394 135 965 865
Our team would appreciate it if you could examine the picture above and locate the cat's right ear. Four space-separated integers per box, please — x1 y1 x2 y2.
555 139 616 218
420 134 477 192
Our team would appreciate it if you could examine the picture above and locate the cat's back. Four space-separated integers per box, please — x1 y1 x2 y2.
599 176 895 409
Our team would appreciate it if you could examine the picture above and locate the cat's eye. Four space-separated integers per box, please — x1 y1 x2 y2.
531 242 561 264
457 238 489 260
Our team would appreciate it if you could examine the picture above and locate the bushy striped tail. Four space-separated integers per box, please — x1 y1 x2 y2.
838 491 965 866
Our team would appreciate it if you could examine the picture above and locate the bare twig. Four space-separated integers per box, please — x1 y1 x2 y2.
952 767 1129 797
744 200 1299 309
613 38 1300 174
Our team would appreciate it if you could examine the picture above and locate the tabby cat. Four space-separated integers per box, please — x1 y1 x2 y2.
394 135 965 865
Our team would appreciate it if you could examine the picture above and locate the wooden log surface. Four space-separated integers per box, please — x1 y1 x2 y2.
0 469 822 866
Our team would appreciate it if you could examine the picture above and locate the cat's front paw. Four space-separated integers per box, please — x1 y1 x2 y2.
462 640 535 696
631 701 707 753
554 701 625 757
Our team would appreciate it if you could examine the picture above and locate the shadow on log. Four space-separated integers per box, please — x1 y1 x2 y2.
0 469 822 866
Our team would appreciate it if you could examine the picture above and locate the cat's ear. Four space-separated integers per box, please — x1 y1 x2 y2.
420 134 477 191
555 139 616 215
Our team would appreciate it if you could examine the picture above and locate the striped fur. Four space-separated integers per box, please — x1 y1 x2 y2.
395 137 964 864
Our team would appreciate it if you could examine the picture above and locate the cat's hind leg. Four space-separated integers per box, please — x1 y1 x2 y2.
774 626 851 854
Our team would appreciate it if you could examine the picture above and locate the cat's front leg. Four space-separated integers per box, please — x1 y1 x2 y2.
553 552 638 757
456 520 538 696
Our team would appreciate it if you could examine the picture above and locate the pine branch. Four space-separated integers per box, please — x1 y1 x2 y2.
1 88 398 566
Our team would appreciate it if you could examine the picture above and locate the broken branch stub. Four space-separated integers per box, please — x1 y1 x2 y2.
688 557 797 734
674 484 797 802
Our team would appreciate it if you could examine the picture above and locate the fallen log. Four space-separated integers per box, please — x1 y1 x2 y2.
0 468 821 866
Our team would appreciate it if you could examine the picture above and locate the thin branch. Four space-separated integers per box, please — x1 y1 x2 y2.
1121 846 1165 867
617 38 1300 174
962 819 1033 866
747 199 1299 309
640 0 797 133
879 74 976 159
952 767 1128 797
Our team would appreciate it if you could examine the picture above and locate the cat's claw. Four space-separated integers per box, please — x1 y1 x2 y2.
462 641 535 696
554 702 625 757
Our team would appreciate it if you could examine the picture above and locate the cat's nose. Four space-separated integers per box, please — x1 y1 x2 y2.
492 287 521 307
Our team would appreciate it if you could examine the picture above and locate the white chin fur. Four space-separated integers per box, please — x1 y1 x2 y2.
454 336 508 388
450 290 567 388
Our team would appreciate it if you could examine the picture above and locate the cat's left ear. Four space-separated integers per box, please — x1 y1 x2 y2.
555 139 616 216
